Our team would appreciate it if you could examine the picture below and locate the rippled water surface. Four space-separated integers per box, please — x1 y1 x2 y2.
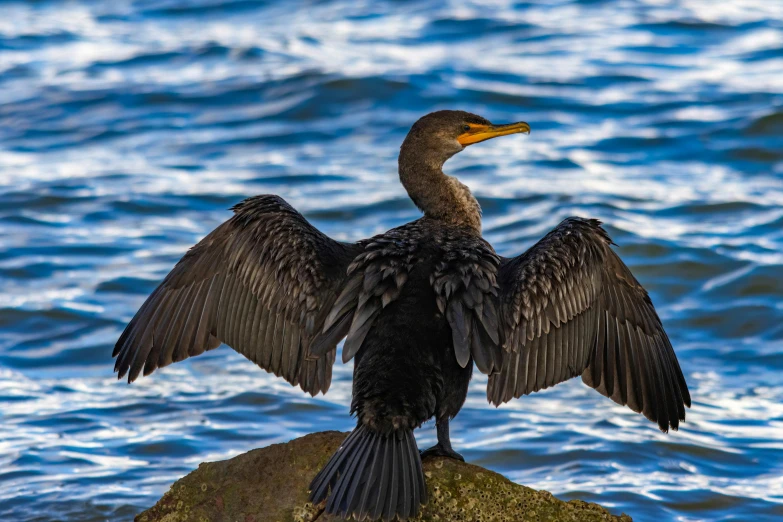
1 1 782 521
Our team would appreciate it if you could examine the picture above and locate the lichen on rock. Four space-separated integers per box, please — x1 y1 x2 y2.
137 431 632 522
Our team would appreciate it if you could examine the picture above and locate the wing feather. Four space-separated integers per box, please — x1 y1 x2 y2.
489 217 690 432
113 195 361 395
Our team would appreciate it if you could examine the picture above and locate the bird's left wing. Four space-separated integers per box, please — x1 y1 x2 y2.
489 218 690 431
113 195 361 395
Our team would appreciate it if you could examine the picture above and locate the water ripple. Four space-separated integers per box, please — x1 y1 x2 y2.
1 1 782 521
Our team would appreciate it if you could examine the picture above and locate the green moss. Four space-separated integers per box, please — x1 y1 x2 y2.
408 456 630 522
137 431 631 522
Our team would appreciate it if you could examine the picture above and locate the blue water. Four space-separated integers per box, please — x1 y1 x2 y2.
1 1 782 521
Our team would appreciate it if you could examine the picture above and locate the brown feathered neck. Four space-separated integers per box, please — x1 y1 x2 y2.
398 136 482 234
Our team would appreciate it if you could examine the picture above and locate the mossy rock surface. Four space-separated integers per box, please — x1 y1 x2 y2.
137 431 632 522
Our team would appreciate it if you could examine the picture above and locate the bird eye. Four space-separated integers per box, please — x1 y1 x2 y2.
462 125 471 132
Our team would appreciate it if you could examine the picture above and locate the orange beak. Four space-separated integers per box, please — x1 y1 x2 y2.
457 121 531 146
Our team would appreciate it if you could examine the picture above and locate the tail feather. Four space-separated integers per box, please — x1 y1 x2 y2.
370 434 393 520
309 425 427 521
355 432 383 515
385 435 400 521
405 432 422 512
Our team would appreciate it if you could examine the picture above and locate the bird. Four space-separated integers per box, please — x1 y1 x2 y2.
113 110 691 521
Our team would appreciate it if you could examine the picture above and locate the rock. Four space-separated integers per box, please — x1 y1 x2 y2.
136 431 632 522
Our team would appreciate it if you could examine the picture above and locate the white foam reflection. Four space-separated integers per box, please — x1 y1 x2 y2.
1 0 782 520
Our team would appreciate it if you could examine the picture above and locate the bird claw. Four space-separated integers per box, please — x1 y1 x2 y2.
420 444 465 462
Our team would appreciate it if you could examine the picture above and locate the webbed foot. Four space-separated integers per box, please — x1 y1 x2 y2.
420 443 464 462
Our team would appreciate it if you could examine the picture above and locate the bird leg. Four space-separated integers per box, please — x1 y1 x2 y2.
420 418 464 461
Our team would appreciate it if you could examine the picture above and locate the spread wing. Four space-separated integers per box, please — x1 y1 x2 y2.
488 217 690 431
113 195 361 396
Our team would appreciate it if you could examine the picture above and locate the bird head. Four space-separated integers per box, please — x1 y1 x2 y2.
400 110 531 167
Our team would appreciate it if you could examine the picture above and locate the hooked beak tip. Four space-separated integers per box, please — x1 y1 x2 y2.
458 121 531 146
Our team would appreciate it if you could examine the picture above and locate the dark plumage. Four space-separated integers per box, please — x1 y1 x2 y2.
113 109 690 521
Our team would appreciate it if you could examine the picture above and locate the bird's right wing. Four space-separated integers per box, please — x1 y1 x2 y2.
113 195 362 396
489 218 690 431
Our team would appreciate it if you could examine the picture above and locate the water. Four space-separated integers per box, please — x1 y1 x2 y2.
1 1 782 520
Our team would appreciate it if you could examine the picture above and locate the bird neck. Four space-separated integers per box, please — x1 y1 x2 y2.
398 150 482 234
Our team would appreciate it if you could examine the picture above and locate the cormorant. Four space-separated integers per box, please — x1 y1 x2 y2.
113 110 690 521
